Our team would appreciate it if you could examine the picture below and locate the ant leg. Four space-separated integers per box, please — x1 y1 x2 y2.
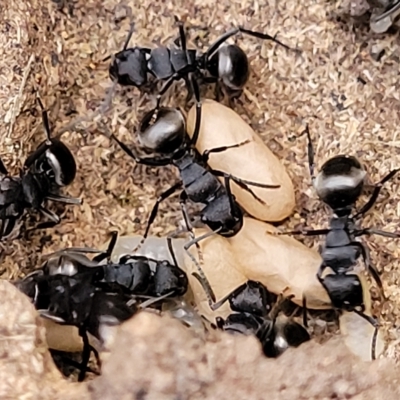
175 21 198 107
275 227 331 236
305 125 315 183
110 132 172 166
210 168 280 205
91 345 101 374
222 175 240 222
371 2 400 24
154 73 181 111
0 157 8 175
132 183 183 253
208 288 238 312
29 207 61 231
354 168 400 218
188 74 203 146
139 291 175 308
211 169 280 189
184 229 218 306
179 192 217 304
205 27 295 61
0 220 6 239
302 296 308 328
38 206 60 224
353 306 380 360
46 192 82 205
214 80 224 102
353 241 384 298
201 139 251 163
177 21 187 51
211 169 279 205
183 76 194 102
268 294 295 321
354 227 400 239
166 236 180 268
78 328 91 382
352 309 380 329
297 124 316 183
92 231 119 263
44 248 104 257
50 350 100 376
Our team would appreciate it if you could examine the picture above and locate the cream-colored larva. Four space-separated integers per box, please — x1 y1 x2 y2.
186 99 295 222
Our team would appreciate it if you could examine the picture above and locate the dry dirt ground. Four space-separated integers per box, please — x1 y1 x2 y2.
2 279 400 400
2 0 400 396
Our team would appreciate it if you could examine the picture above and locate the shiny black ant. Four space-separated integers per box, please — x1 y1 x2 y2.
109 104 281 304
280 125 400 352
15 232 187 380
16 270 137 381
0 98 81 240
212 281 310 357
40 231 189 298
107 20 296 107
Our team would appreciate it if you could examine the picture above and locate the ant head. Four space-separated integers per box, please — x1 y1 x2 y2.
109 48 148 87
313 155 366 210
25 99 76 186
321 273 364 312
229 281 277 317
206 44 250 91
27 139 77 187
153 260 188 297
108 23 147 87
263 318 310 358
139 108 186 155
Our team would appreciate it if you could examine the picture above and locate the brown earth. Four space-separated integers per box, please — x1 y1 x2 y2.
2 0 400 397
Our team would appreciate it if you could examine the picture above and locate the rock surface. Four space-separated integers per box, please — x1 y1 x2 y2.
91 312 400 400
2 280 400 399
0 280 89 399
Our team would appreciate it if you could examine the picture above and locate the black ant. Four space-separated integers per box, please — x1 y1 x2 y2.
108 103 281 304
16 270 137 381
39 231 189 298
15 232 187 380
0 98 81 240
212 281 310 357
106 20 297 108
279 125 400 356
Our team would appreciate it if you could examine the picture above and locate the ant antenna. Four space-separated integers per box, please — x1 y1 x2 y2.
36 96 52 146
123 23 135 51
102 22 135 62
